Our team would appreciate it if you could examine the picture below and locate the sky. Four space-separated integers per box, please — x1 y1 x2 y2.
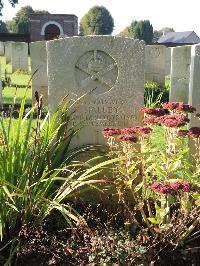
1 0 200 36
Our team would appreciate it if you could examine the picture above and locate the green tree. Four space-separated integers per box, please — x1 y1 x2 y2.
0 0 18 15
119 20 153 44
0 20 8 33
12 5 34 34
80 5 114 35
7 6 49 34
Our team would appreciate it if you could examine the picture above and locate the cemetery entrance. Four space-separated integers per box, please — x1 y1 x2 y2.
44 24 60 40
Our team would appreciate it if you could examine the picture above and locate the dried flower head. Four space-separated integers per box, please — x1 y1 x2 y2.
188 127 200 138
140 107 168 116
177 130 189 137
155 114 189 127
143 117 158 125
170 181 193 192
151 182 173 195
118 135 138 143
162 102 196 113
121 126 152 135
102 128 121 137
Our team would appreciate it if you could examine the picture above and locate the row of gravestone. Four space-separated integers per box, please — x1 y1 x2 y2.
30 40 171 107
0 41 29 72
28 36 172 147
2 36 200 146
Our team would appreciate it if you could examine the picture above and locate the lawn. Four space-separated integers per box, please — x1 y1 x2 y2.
0 55 32 105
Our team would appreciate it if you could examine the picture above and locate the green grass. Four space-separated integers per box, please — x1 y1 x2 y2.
0 56 32 105
2 86 32 105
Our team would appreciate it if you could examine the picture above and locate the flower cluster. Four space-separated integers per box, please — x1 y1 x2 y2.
162 102 196 113
102 128 121 137
143 117 157 125
177 130 189 137
151 182 173 195
170 181 192 192
121 126 152 135
155 114 189 128
117 135 138 143
188 127 200 138
151 181 193 195
140 107 168 117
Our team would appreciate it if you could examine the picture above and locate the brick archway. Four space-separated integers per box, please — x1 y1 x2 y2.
40 20 64 40
44 24 60 40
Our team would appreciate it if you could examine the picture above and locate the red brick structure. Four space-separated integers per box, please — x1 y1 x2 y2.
29 13 78 42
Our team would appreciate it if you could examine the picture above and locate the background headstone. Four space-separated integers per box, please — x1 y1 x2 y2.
0 42 4 56
30 41 48 104
189 44 200 127
11 42 29 72
145 45 166 86
169 45 191 103
5 42 13 64
47 36 145 146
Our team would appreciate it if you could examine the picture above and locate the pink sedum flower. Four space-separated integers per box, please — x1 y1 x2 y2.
140 107 168 117
102 128 121 137
170 181 192 192
117 135 138 143
188 127 200 138
155 114 189 127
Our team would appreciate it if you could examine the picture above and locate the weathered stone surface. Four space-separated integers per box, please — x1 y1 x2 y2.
11 42 29 72
170 45 191 103
0 42 4 56
5 42 13 64
189 44 200 127
145 45 166 86
47 36 145 146
30 41 48 104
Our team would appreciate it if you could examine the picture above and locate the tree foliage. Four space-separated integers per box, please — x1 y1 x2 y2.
80 5 114 35
0 20 8 33
0 0 18 15
153 27 175 43
119 20 153 44
6 5 49 34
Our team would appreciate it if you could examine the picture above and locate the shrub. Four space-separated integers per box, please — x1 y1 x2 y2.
144 80 169 107
102 102 200 242
0 92 110 263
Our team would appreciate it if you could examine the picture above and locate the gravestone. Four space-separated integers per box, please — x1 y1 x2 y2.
47 36 145 146
145 45 166 86
189 44 200 127
11 42 29 72
165 47 171 76
30 41 48 104
0 42 4 56
169 45 191 103
5 42 13 64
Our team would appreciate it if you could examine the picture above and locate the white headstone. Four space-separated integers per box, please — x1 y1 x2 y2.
0 42 4 56
189 44 200 127
11 42 29 72
5 42 13 64
170 45 191 103
47 36 145 146
30 41 48 104
145 45 166 86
